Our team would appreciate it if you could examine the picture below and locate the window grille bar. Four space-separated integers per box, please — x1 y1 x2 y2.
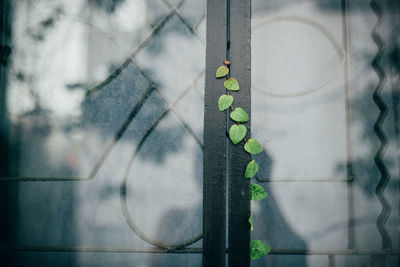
203 0 228 266
228 0 251 266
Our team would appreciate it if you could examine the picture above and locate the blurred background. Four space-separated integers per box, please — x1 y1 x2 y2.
0 0 399 266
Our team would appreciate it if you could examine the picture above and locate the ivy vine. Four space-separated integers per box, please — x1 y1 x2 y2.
216 60 271 260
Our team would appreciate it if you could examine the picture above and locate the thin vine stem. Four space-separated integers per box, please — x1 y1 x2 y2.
216 59 270 260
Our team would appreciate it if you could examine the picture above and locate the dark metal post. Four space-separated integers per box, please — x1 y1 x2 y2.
228 0 251 266
203 0 228 266
0 0 16 266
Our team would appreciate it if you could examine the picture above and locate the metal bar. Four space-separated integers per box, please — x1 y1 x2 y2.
228 0 251 266
0 246 203 254
256 177 351 183
370 0 392 251
328 255 336 267
387 0 400 253
0 177 355 183
0 2 14 266
341 0 357 250
2 246 400 256
0 0 11 178
268 249 400 256
0 176 89 181
203 0 227 266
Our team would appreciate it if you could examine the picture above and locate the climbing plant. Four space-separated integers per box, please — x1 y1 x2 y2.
216 60 271 260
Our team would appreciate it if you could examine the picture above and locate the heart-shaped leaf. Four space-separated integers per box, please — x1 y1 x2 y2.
229 124 246 144
230 107 249 122
249 213 254 231
250 240 271 260
244 139 262 154
245 160 259 178
224 78 239 91
216 65 229 78
218 95 234 111
251 183 267 201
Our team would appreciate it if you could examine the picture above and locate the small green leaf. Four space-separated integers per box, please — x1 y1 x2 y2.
244 139 263 154
216 65 229 78
250 240 271 260
230 107 249 122
224 78 239 91
249 213 254 231
245 160 259 178
218 95 234 111
229 124 246 144
251 183 267 201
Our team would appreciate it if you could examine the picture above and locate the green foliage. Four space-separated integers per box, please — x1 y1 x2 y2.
216 65 229 78
229 124 247 144
224 78 240 91
249 213 254 231
245 160 259 178
244 139 263 154
250 240 271 260
230 107 249 122
215 63 269 260
251 184 267 201
218 94 234 111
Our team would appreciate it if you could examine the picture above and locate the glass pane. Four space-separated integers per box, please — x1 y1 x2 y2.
8 251 202 267
251 0 399 266
1 0 206 265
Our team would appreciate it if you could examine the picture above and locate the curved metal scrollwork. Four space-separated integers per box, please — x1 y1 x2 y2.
370 0 393 250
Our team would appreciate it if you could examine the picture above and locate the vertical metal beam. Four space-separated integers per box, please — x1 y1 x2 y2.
203 0 227 266
0 0 11 177
341 0 356 251
328 255 336 267
387 0 400 253
228 0 251 266
0 1 16 266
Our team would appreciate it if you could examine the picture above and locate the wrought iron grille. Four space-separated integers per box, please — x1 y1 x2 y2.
0 0 399 266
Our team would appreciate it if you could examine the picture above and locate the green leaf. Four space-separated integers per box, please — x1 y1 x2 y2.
244 139 263 154
229 124 246 144
218 95 234 111
249 213 254 231
224 78 239 91
250 240 271 260
230 107 249 122
216 65 229 78
245 160 259 178
251 184 267 201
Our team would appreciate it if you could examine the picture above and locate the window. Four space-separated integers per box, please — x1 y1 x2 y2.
1 0 399 266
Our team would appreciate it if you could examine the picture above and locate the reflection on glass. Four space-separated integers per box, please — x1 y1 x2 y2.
251 0 399 266
2 0 205 266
